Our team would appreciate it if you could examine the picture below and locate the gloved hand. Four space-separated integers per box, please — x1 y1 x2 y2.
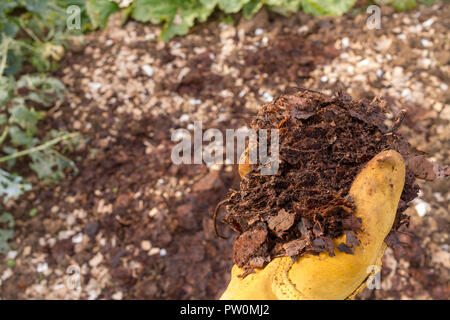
221 149 405 300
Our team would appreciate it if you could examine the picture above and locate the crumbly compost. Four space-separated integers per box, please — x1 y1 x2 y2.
219 90 420 276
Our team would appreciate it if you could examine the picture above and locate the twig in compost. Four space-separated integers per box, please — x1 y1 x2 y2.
213 199 229 239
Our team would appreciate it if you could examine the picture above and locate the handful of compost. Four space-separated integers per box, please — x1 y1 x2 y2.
218 90 449 300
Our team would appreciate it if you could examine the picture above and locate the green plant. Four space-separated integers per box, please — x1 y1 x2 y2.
301 0 356 16
1 1 74 74
374 0 438 11
0 212 14 253
129 0 307 41
86 0 120 28
113 0 441 41
0 59 80 182
0 57 80 252
0 1 87 253
0 62 81 250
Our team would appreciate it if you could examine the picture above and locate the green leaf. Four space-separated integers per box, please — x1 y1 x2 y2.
2 146 18 167
8 126 34 146
0 19 20 39
0 1 19 19
86 0 120 29
16 74 66 106
132 0 217 41
0 228 14 254
163 6 216 41
267 0 303 14
243 0 263 19
121 4 134 25
0 212 14 228
29 149 76 182
389 0 417 11
0 169 31 202
0 36 24 76
217 0 250 13
24 0 49 14
132 0 179 24
30 52 54 73
0 76 15 105
0 115 7 126
301 0 356 16
10 105 44 136
4 49 24 76
418 0 436 5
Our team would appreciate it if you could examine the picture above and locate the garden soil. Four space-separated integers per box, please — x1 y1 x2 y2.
0 3 448 300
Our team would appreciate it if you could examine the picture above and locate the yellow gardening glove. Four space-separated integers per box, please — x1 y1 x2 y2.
221 149 405 300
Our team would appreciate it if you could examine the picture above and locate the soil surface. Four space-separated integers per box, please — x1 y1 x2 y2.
0 3 448 299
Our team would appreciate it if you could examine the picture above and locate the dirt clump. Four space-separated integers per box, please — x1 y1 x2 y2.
220 89 421 275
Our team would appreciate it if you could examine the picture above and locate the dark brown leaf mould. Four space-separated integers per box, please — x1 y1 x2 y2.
219 90 421 275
